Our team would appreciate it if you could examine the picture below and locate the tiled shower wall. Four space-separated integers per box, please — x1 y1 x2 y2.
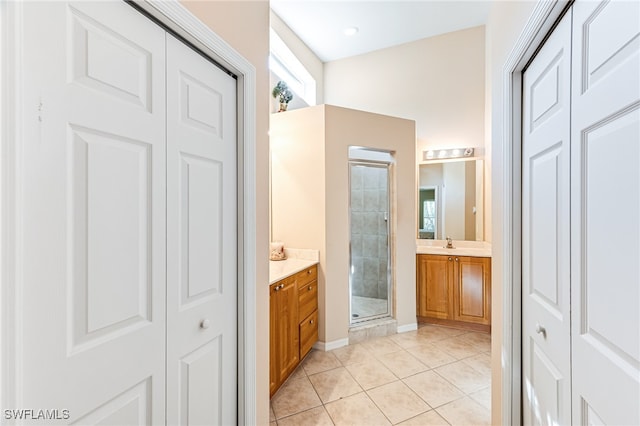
350 164 389 300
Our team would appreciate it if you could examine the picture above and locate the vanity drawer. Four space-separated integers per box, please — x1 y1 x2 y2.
296 265 317 288
298 280 318 322
299 310 318 359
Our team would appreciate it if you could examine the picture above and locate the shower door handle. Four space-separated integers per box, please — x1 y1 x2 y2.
383 212 388 222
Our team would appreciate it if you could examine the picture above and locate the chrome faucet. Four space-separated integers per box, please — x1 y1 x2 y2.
446 236 454 249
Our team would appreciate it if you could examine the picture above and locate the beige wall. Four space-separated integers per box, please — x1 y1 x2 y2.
271 105 416 344
324 26 485 154
270 107 328 339
486 1 537 424
179 1 270 424
324 26 491 242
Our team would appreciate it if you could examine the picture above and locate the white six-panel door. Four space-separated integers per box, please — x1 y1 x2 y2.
570 1 640 424
522 10 572 425
523 1 640 424
166 34 237 425
21 2 167 423
20 2 237 424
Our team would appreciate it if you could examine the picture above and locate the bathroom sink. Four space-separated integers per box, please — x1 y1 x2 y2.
416 241 491 257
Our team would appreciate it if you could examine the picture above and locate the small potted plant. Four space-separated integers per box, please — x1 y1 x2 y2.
272 81 293 112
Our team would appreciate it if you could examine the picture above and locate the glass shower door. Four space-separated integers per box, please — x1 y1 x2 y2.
349 161 391 324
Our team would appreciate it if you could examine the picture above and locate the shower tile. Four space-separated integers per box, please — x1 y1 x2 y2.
351 276 365 298
363 212 377 230
351 212 363 235
352 257 363 280
378 280 388 299
367 322 390 338
379 258 388 277
377 190 388 211
365 284 379 299
351 167 363 190
351 234 363 257
351 189 363 212
349 328 368 344
363 190 379 212
378 235 388 255
362 235 378 258
363 168 378 189
378 169 388 189
363 257 379 286
377 213 388 235
350 261 363 297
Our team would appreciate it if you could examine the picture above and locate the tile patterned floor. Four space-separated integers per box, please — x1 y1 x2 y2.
270 324 491 425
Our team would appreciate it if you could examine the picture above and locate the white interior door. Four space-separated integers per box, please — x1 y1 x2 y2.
21 1 167 423
570 1 640 424
521 9 572 425
165 34 238 425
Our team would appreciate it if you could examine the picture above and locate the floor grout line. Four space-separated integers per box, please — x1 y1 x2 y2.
271 324 491 425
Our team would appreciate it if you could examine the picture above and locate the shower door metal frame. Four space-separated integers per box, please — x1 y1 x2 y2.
348 159 392 325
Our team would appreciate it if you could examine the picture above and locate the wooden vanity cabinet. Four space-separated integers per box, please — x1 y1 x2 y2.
297 267 318 359
417 254 491 331
269 275 299 396
270 264 318 397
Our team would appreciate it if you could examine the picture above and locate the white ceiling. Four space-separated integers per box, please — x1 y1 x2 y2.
270 1 492 62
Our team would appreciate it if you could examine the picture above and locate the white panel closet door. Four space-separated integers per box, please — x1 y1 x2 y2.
21 1 166 423
570 1 640 424
165 34 238 425
521 10 572 426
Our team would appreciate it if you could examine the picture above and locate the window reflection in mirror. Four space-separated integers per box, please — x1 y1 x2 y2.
418 159 483 241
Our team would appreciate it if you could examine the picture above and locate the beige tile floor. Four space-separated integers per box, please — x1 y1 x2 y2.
270 324 491 426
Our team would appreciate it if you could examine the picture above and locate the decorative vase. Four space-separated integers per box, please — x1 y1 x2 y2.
278 102 288 112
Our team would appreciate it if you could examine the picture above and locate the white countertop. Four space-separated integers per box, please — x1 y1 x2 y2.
269 248 319 285
416 240 492 257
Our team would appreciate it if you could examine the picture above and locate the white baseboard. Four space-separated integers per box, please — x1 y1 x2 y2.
397 323 418 333
313 338 349 352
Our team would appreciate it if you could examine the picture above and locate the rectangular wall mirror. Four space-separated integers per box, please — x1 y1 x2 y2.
418 159 483 241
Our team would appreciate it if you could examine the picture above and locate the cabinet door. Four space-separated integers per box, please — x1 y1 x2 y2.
299 310 318 360
298 279 318 322
276 278 300 383
269 284 279 396
417 255 452 319
453 257 491 325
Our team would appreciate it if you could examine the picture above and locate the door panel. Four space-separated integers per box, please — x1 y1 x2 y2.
166 34 238 425
417 255 451 318
70 127 152 348
277 279 300 380
571 1 640 423
454 257 490 325
21 1 166 422
72 380 152 426
179 338 223 425
522 9 572 425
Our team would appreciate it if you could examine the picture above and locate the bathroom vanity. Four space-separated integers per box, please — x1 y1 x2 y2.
416 242 491 332
269 256 319 397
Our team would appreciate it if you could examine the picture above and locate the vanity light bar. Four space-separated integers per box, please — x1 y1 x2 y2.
423 147 475 161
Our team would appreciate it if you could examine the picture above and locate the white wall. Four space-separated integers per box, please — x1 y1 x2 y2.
269 11 324 112
485 1 538 424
